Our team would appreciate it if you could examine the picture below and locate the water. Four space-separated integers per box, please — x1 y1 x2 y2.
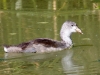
0 0 100 75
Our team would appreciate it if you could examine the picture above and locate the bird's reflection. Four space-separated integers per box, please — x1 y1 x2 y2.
4 49 84 74
62 49 74 72
61 49 84 75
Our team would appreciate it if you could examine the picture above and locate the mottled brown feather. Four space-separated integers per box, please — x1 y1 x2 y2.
3 45 11 48
17 42 30 49
33 38 65 48
4 42 30 50
4 38 65 50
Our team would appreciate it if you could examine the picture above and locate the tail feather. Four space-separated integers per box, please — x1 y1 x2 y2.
3 45 22 53
3 41 35 53
4 46 8 52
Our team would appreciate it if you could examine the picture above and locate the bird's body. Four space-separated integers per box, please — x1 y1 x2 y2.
4 21 83 53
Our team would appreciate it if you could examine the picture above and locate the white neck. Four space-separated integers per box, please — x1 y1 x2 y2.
60 24 72 47
60 31 72 45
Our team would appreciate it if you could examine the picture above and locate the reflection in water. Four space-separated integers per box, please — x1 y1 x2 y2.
0 1 100 74
15 0 22 10
1 46 100 75
3 49 83 75
4 53 50 60
0 10 100 74
53 0 57 11
62 49 84 75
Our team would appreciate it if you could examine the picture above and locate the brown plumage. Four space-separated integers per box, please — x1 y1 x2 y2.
17 42 30 49
3 21 83 53
33 38 58 47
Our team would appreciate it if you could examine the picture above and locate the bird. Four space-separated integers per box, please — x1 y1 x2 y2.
3 21 83 53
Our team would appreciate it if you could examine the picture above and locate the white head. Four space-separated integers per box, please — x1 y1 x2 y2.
60 21 83 44
60 21 83 36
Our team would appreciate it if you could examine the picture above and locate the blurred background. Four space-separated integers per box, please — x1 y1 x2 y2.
0 0 100 75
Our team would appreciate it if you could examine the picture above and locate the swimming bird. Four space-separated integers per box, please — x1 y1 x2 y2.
4 21 83 53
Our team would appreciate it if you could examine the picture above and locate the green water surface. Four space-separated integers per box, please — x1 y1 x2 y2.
0 0 100 75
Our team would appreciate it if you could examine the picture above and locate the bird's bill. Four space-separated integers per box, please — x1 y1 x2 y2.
75 27 83 34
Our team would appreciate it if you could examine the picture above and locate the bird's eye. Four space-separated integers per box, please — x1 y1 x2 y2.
71 25 74 26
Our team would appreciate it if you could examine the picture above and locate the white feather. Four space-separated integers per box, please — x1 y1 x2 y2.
4 47 8 52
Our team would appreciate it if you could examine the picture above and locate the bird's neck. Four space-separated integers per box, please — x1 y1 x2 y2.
60 30 72 47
